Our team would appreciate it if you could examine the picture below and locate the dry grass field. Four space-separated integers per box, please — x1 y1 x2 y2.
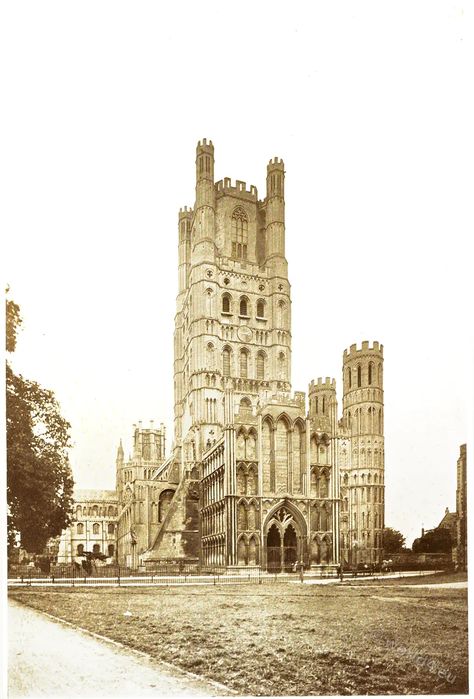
9 573 468 695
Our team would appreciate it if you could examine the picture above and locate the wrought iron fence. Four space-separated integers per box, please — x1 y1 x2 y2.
7 560 440 588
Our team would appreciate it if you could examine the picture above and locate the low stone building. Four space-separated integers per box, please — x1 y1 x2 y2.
57 489 118 563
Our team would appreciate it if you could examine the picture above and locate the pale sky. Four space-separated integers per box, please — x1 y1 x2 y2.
3 1 472 548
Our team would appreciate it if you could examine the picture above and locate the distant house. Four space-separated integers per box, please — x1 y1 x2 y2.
437 507 458 540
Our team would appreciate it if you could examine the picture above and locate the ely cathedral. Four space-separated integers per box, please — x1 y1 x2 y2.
65 140 386 571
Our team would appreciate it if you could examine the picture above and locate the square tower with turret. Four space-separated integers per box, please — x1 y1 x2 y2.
174 140 292 468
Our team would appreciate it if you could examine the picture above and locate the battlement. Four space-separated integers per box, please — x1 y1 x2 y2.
179 206 193 218
133 420 166 435
197 138 214 150
343 341 383 360
215 178 258 198
309 377 336 391
267 157 284 169
266 390 305 409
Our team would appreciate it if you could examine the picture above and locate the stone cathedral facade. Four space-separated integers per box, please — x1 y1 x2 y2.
113 139 385 571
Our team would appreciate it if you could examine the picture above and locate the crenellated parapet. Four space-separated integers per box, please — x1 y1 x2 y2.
309 377 336 389
343 340 383 360
343 341 384 398
215 178 258 200
308 377 337 434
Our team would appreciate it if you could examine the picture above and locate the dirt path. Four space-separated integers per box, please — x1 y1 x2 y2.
8 599 228 697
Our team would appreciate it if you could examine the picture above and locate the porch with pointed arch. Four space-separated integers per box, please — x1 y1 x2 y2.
263 500 307 573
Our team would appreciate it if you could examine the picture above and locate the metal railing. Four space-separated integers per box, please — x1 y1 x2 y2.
7 562 443 588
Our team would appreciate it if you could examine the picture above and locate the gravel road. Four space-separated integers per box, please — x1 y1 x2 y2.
8 599 227 697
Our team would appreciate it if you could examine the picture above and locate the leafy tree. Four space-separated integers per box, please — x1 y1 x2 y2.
74 550 107 576
412 527 452 554
6 294 74 554
382 527 406 554
6 295 22 352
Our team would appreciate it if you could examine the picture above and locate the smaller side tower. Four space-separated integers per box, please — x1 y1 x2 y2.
341 341 384 565
193 138 216 263
265 157 287 277
115 421 167 503
177 207 192 296
309 377 337 436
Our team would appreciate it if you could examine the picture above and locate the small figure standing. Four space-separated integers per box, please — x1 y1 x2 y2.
299 560 304 583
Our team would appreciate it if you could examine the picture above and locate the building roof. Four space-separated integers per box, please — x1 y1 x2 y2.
73 488 118 503
437 508 457 532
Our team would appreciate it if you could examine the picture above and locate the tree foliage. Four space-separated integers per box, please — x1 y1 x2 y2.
382 527 406 554
412 527 452 554
6 295 22 352
6 295 74 553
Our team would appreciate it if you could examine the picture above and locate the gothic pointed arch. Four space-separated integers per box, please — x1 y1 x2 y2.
310 432 318 464
246 463 258 495
262 414 275 492
237 535 248 565
222 345 232 376
248 535 259 565
263 499 308 538
222 293 232 314
274 414 291 493
239 296 250 318
256 350 266 380
232 206 248 261
236 463 246 495
292 417 306 494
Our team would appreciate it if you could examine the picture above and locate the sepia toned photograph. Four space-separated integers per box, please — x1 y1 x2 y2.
3 2 470 697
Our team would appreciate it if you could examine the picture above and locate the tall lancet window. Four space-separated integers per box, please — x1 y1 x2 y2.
231 207 248 260
240 348 249 378
223 346 231 377
207 342 215 370
278 352 286 380
256 351 265 380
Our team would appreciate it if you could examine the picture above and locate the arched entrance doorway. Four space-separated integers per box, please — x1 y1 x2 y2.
283 523 298 570
264 504 306 572
267 523 281 572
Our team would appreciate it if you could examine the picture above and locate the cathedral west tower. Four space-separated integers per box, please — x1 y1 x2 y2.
174 140 292 468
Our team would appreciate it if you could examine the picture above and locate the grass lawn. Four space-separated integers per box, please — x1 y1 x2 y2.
9 575 468 695
344 570 468 587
